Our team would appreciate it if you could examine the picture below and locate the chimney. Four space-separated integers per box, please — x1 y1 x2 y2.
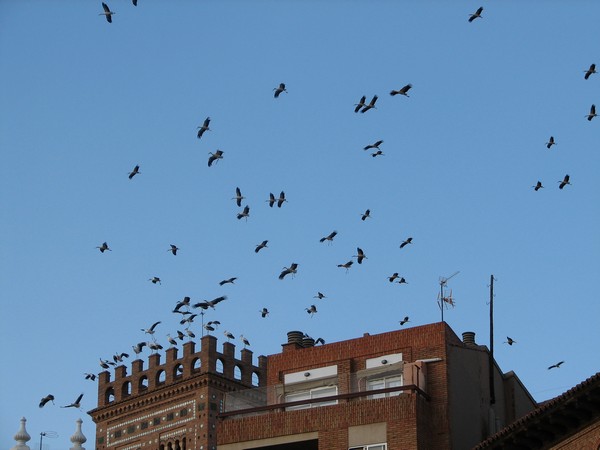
462 331 476 345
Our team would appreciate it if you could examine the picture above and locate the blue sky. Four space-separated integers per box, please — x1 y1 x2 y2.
1 1 599 448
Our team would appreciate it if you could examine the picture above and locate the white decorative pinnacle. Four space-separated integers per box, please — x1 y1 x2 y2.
11 418 31 450
70 419 87 450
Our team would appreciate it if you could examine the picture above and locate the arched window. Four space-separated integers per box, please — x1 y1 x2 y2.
252 371 260 387
139 375 148 391
105 387 115 404
192 358 201 372
121 381 131 398
173 363 183 379
234 365 242 380
216 359 224 374
156 369 166 385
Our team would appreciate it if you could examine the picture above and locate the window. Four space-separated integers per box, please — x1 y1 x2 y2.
349 445 387 450
367 375 403 399
285 385 338 410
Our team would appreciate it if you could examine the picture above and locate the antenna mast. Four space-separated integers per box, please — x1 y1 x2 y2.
438 271 459 322
489 274 496 405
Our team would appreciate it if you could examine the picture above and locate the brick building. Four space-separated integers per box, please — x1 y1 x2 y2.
88 322 537 450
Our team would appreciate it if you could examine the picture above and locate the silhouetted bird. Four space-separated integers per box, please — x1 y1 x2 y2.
338 261 353 272
361 209 371 221
208 150 224 166
314 292 326 300
353 247 367 264
533 181 544 191
233 187 245 207
586 104 597 121
364 140 383 151
354 95 367 113
267 192 276 207
390 84 412 97
96 242 111 253
128 165 140 179
320 230 337 243
84 373 97 381
360 95 378 113
61 393 83 409
273 83 287 98
400 237 413 249
149 277 161 284
468 6 483 22
260 307 269 318
99 2 115 23
197 117 211 139
504 337 516 346
255 240 269 253
399 316 410 326
546 136 556 149
548 361 564 370
219 277 237 286
558 174 571 189
277 191 287 208
168 244 179 255
279 263 298 280
237 205 250 220
305 305 317 316
39 394 55 408
584 63 596 80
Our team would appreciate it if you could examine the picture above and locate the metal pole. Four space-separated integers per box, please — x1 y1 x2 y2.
489 275 496 405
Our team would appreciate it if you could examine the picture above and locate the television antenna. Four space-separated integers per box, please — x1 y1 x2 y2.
39 431 58 450
437 271 459 322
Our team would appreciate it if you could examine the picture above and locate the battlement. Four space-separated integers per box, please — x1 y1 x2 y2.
96 334 266 408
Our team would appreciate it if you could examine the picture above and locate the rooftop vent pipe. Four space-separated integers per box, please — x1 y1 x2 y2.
462 331 476 345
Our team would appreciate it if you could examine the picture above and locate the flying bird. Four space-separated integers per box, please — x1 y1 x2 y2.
548 361 565 370
132 342 147 355
353 247 367 264
219 277 237 286
208 150 224 167
584 63 596 80
273 83 287 98
558 174 571 189
364 140 383 151
546 136 556 149
400 237 413 249
260 307 269 318
39 394 55 408
390 84 412 97
320 230 338 243
99 2 115 23
586 104 597 121
96 241 111 253
180 313 197 325
168 244 179 255
142 321 161 335
388 273 400 283
176 330 185 340
84 373 97 381
504 337 516 346
314 292 326 300
305 305 317 316
533 181 544 191
113 352 129 364
279 263 298 280
132 0 138 6
184 329 195 339
99 358 114 369
267 192 276 207
361 209 371 221
360 95 378 113
197 117 211 139
61 393 84 409
193 296 227 310
167 334 178 347
149 276 161 284
148 341 164 351
468 6 483 22
399 316 410 326
173 296 191 313
232 187 245 207
371 150 384 157
338 260 353 272
396 277 408 284
354 95 367 113
255 240 269 253
128 165 140 179
237 205 250 220
277 191 287 208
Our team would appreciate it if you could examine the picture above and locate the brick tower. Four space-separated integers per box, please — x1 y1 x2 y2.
88 334 266 450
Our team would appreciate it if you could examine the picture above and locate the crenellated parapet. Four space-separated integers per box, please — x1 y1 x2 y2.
95 334 266 409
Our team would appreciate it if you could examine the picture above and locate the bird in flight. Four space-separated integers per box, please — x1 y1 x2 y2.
168 244 179 255
173 296 191 313
360 95 378 113
39 394 55 408
113 352 129 364
390 84 412 97
504 337 516 346
399 316 410 326
532 181 544 191
586 104 597 121
338 260 353 272
584 63 596 80
132 342 147 355
273 83 287 98
371 150 384 158
260 307 269 318
548 361 565 370
277 191 287 208
219 277 237 286
128 165 140 179
96 242 111 253
364 140 383 151
149 276 161 284
558 174 571 190
400 237 413 249
320 230 338 243
388 273 400 283
167 334 178 347
84 373 97 381
361 209 371 221
354 95 367 113
353 247 367 264
267 192 276 207
546 136 556 149
208 150 224 167
314 292 326 300
232 187 245 207
468 6 483 22
193 296 227 310
61 393 84 409
99 2 115 23
279 263 299 280
141 321 161 335
305 305 317 317
197 117 211 139
255 240 269 253
237 205 250 220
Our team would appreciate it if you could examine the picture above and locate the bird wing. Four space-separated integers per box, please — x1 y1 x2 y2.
150 321 161 331
204 117 210 127
102 2 110 13
402 84 412 93
75 393 84 404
